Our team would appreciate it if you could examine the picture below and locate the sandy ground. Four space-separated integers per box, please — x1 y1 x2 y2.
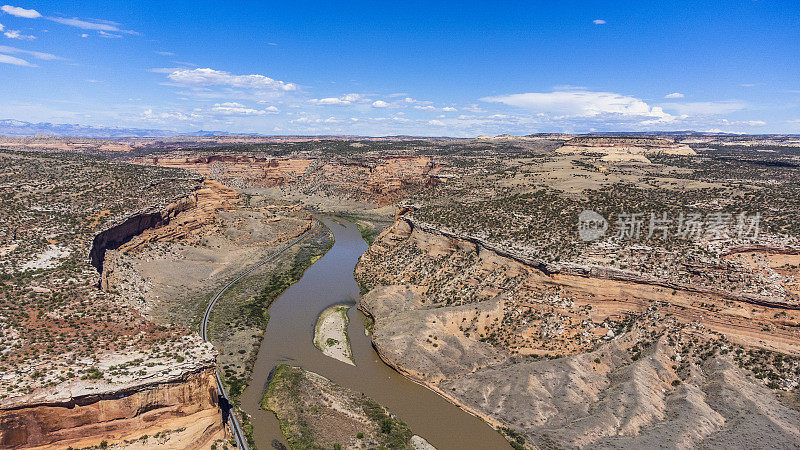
411 435 437 449
314 304 354 365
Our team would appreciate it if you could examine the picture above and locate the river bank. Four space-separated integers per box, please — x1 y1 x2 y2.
240 218 510 449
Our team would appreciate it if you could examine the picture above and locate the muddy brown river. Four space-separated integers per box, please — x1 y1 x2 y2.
241 218 510 449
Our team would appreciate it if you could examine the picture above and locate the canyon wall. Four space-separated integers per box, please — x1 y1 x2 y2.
0 368 225 449
89 212 166 274
90 179 238 280
133 154 443 206
356 216 800 448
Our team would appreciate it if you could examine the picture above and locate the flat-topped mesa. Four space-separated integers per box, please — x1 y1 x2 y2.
557 136 696 162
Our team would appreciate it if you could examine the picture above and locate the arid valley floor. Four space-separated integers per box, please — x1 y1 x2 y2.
1 133 800 449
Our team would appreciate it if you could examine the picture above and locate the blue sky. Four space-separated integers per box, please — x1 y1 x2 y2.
0 0 798 136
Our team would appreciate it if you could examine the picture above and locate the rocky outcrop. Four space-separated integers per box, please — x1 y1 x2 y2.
91 179 238 284
89 191 199 274
0 368 224 449
89 212 166 274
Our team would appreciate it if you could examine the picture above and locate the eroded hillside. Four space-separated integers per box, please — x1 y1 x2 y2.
350 138 800 448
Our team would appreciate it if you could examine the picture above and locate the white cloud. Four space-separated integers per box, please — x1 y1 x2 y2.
402 97 433 106
372 100 389 108
211 102 278 116
593 19 606 24
0 53 33 66
309 93 367 106
155 51 174 56
553 84 588 91
0 45 59 60
414 105 435 110
482 90 673 122
47 17 135 34
149 67 181 74
442 107 457 112
167 68 298 91
661 101 746 115
4 29 34 39
664 92 684 98
1 5 41 18
428 119 445 126
140 109 201 121
0 22 4 31
744 120 766 126
97 30 121 38
291 116 341 124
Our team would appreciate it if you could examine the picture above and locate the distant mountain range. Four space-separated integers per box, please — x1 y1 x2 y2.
0 120 238 138
2 119 798 140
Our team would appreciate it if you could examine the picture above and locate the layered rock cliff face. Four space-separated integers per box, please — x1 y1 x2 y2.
134 154 442 206
356 216 800 448
0 364 224 449
89 187 202 275
135 155 314 188
92 179 239 291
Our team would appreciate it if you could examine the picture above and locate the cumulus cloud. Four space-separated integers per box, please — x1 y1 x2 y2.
0 22 4 31
309 93 367 106
414 105 435 111
4 29 33 39
664 92 684 98
593 19 606 24
167 68 298 91
1 5 41 18
661 101 746 115
0 45 60 60
441 107 457 112
372 100 389 108
482 90 673 122
211 102 278 115
0 53 33 66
